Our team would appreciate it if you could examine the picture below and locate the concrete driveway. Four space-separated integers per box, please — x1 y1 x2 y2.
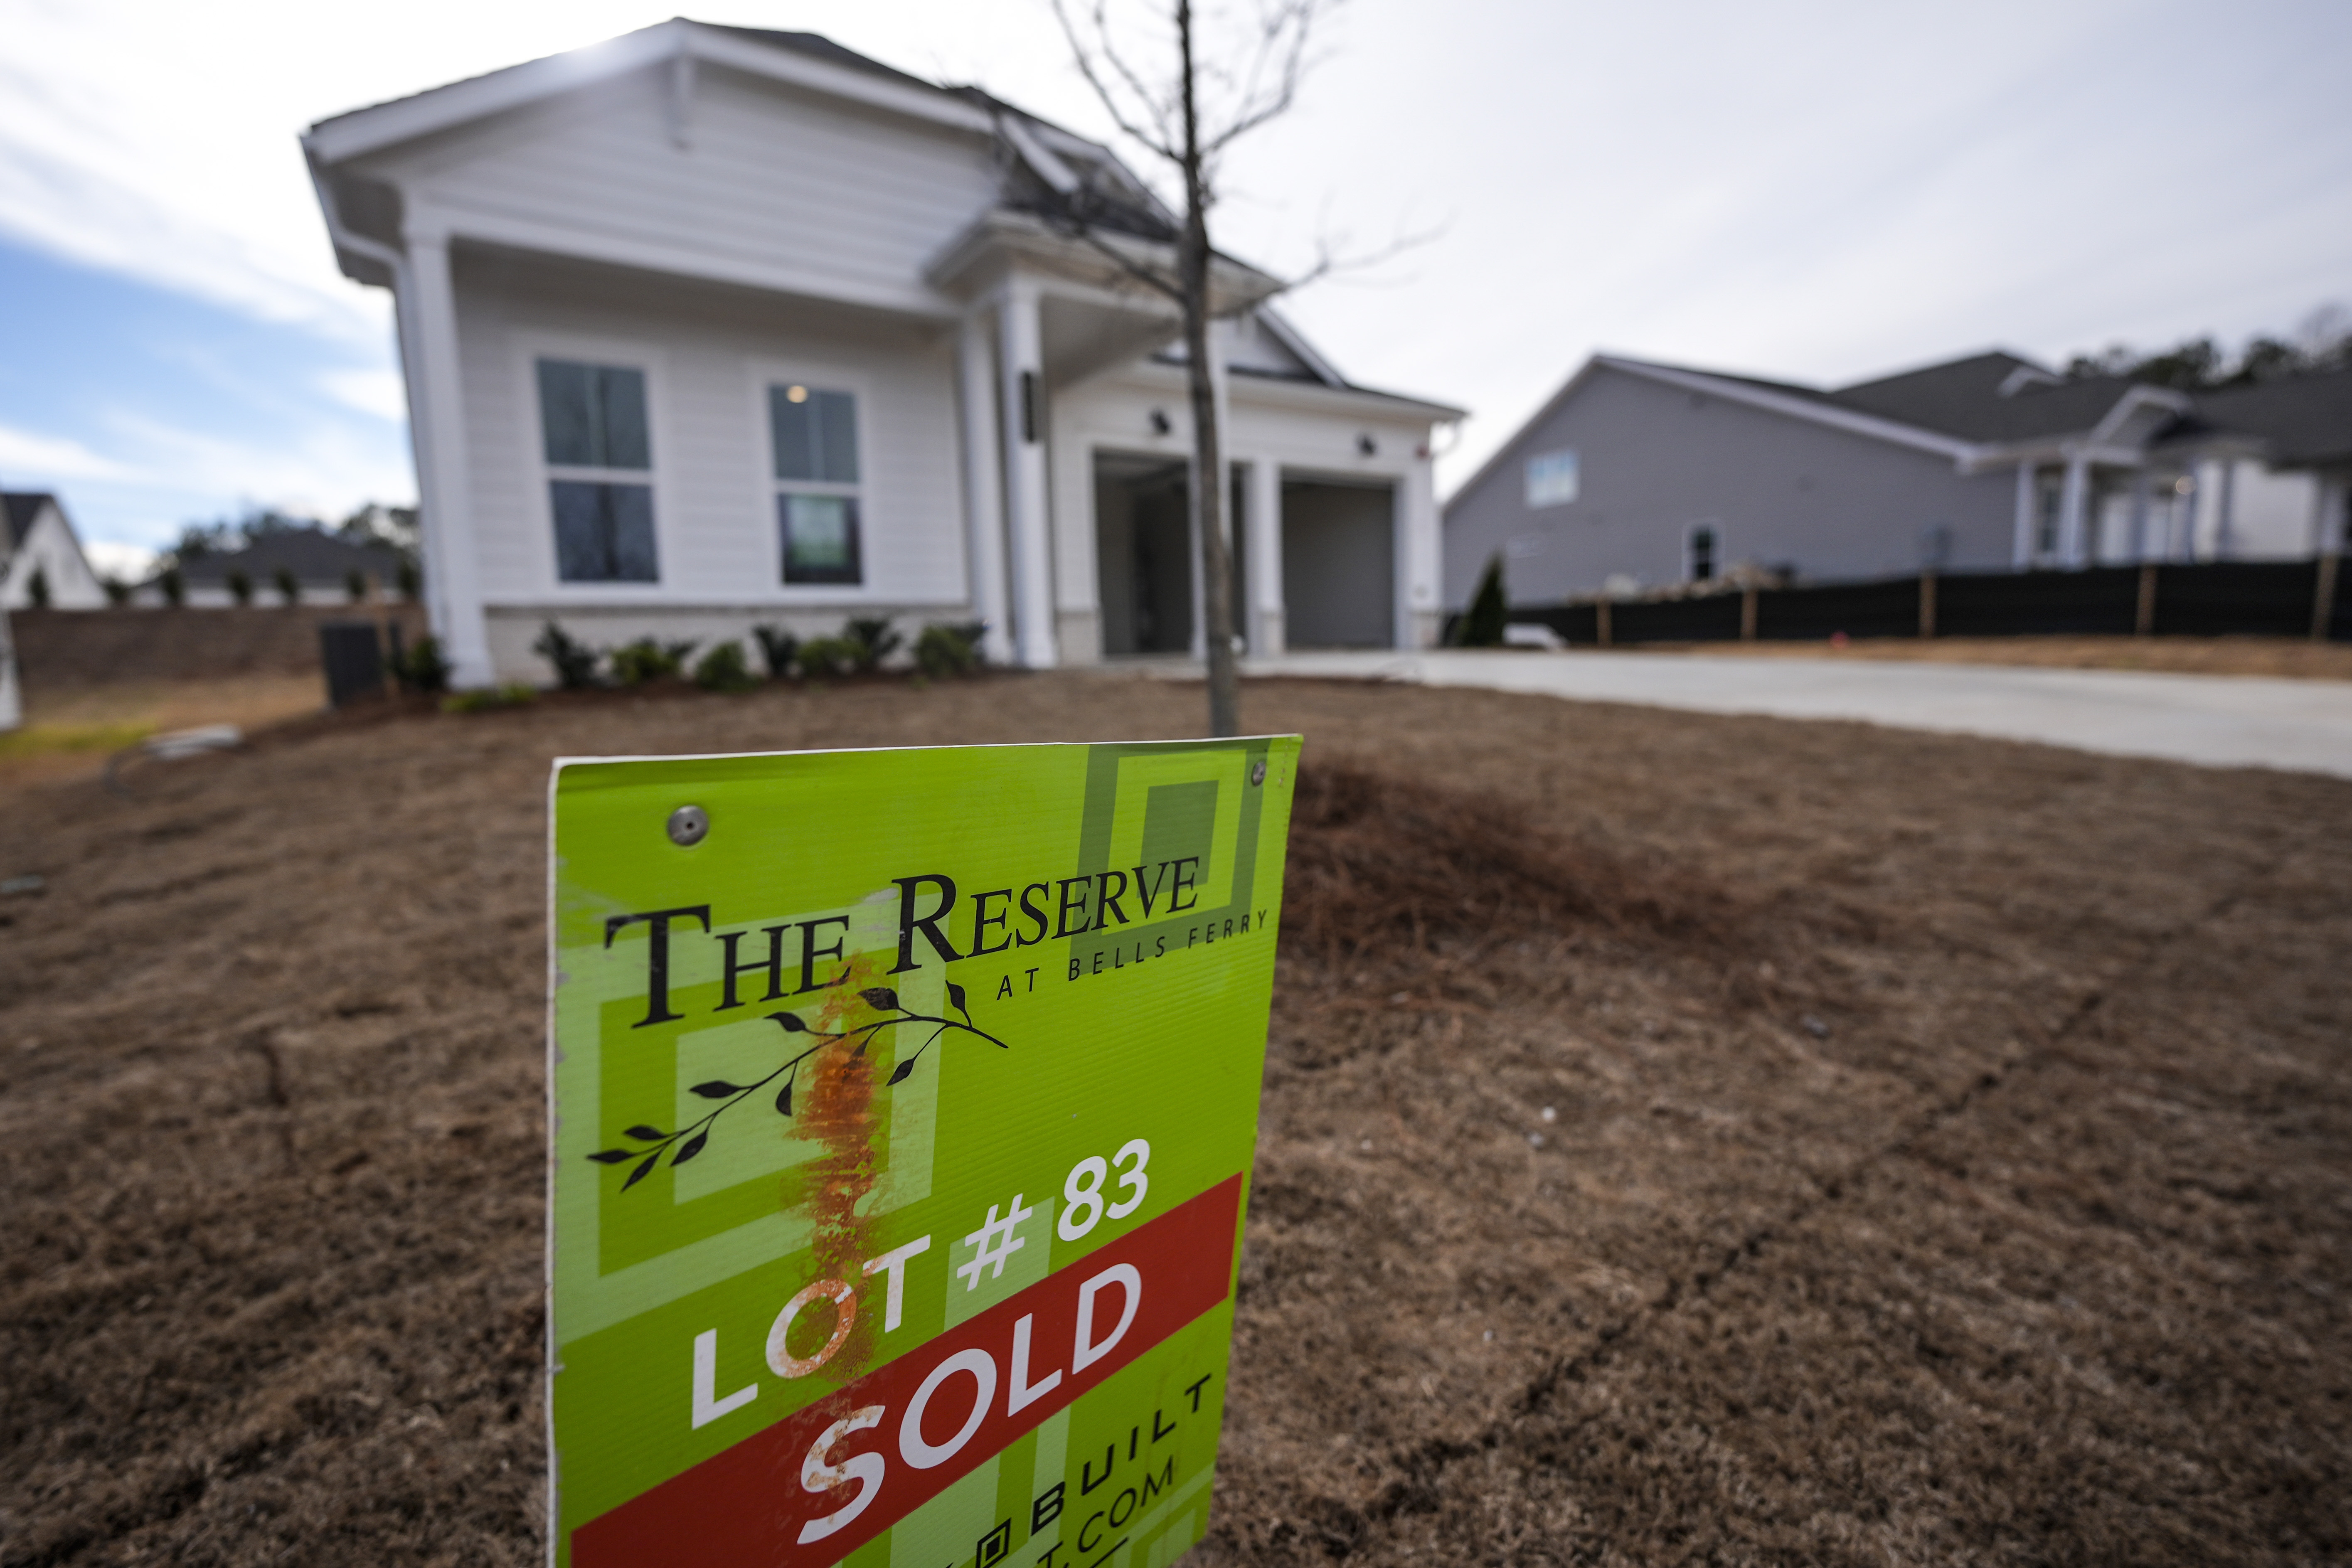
1236 648 2352 780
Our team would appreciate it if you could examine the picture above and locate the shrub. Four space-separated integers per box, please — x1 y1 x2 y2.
842 617 901 673
751 623 799 679
1457 555 1508 647
796 635 855 678
914 621 983 678
160 568 185 607
395 634 453 694
102 578 131 606
226 569 253 606
692 641 759 693
441 683 535 714
609 637 693 687
345 567 367 602
27 567 50 610
272 566 300 606
397 559 421 601
532 620 602 689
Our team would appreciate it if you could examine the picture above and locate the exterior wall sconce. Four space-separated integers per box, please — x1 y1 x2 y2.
1356 433 1377 456
1150 409 1172 436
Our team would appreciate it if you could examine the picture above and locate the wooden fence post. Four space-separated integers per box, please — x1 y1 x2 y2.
1596 598 1613 649
1740 585 1758 641
1917 572 1937 638
2315 553 2342 642
2135 561 2159 637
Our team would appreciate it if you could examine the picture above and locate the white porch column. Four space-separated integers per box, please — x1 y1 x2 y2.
955 313 1012 665
2127 468 2153 562
1246 455 1284 655
2212 458 2239 561
403 230 492 687
2057 454 2090 568
2012 461 2037 568
996 281 1056 668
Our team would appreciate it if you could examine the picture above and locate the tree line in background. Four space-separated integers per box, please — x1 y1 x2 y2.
2065 303 2352 389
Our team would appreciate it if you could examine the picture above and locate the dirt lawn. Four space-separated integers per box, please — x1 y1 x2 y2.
3 674 2347 1566
1626 633 2352 680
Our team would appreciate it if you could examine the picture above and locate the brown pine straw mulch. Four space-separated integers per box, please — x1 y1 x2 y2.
1 672 2347 1566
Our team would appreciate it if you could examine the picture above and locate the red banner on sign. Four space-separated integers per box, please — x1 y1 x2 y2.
573 1175 1244 1568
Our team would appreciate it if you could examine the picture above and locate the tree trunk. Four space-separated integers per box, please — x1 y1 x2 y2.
1178 0 1241 738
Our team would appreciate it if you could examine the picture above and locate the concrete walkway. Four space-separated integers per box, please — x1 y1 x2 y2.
1227 649 2352 780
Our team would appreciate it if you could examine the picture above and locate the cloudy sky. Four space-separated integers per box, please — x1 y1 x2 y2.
2 0 2347 574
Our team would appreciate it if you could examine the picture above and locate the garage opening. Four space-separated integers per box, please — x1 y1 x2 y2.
1095 453 1249 657
1282 476 1394 648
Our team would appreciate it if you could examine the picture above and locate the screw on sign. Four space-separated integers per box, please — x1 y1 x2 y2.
548 738 1300 1567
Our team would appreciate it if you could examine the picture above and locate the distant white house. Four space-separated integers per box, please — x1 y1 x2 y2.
301 22 1461 686
0 492 107 610
1444 351 2352 605
137 526 410 608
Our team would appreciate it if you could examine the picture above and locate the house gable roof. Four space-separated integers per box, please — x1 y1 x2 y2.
160 528 407 588
2176 366 2352 468
0 492 57 555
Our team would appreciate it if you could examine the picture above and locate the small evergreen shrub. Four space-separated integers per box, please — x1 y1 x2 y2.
272 566 300 606
914 621 983 678
751 623 799 679
796 635 855 677
397 559 421 601
609 637 693 686
27 568 50 610
843 617 901 673
1457 555 1509 647
160 568 185 607
345 567 367 602
226 569 253 606
692 641 759 693
396 634 453 694
532 620 602 689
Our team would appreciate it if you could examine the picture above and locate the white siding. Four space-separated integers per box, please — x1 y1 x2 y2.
362 64 997 308
453 251 967 610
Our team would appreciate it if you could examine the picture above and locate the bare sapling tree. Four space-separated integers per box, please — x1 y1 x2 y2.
1050 0 1332 738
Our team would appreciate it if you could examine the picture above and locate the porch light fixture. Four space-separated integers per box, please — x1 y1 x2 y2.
1356 434 1377 456
786 384 809 403
1150 409 1171 436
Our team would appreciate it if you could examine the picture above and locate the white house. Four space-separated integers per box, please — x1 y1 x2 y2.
0 492 108 610
302 22 1460 686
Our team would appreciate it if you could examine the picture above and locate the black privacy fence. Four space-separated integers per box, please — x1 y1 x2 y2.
1505 560 2351 647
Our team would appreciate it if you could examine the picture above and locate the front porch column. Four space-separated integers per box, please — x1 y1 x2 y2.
2057 454 2091 568
2012 462 2037 568
403 230 492 687
996 281 1056 668
1246 457 1284 654
955 313 1012 665
2127 468 2153 561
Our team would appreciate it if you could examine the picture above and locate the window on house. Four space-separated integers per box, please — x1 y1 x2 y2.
1524 449 1579 508
2036 477 2063 559
770 384 862 583
1687 524 1717 582
538 358 658 582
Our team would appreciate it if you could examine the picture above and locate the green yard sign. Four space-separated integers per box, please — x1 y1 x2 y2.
548 737 1302 1568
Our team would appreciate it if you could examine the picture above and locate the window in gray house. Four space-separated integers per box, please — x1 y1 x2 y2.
1687 524 1717 582
1525 448 1579 508
538 358 658 582
2036 476 2063 559
771 383 863 583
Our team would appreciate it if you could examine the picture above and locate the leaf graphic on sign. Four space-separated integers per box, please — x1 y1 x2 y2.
594 991 1009 1190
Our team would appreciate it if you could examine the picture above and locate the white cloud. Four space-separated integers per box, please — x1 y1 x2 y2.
0 422 130 480
83 539 156 580
319 368 409 422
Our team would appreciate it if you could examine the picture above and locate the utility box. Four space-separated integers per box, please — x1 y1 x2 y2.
318 621 385 707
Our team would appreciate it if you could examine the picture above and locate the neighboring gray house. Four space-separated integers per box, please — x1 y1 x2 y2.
1443 351 2352 606
0 492 108 610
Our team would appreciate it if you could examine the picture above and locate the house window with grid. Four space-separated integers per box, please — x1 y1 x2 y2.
537 358 658 582
770 383 862 584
